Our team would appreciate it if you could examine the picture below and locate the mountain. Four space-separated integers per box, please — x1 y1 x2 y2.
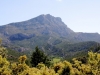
0 14 74 50
0 14 100 57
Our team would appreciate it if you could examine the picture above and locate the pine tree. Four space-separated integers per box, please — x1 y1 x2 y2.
30 46 50 67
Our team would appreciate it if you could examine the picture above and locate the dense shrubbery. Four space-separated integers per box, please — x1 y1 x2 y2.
0 50 100 75
1 40 100 75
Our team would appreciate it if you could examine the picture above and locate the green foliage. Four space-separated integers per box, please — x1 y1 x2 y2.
0 50 100 75
0 46 7 58
1 41 100 75
0 40 8 58
53 58 61 63
0 55 11 75
11 55 29 75
30 46 50 67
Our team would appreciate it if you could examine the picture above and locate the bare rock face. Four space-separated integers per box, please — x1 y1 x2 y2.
0 14 100 52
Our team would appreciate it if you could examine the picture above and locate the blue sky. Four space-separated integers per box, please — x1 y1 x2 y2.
0 0 100 33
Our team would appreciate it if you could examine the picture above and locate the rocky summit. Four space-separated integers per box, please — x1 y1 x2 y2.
0 14 100 55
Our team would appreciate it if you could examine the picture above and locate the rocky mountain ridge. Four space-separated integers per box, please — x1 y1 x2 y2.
0 14 100 54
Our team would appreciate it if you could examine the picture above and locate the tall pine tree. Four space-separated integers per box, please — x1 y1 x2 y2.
30 46 50 67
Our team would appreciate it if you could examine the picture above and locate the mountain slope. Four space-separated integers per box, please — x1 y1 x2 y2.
0 14 100 54
0 14 75 50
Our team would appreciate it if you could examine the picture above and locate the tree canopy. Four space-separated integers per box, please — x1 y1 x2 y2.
30 46 50 67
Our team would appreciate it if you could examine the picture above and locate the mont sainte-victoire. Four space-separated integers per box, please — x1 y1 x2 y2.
0 14 100 57
1 14 100 75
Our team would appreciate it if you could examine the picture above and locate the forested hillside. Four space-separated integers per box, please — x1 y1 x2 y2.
0 14 100 55
1 42 100 75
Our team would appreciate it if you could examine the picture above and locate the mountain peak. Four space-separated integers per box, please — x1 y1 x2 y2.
41 14 62 21
29 14 62 24
38 14 54 18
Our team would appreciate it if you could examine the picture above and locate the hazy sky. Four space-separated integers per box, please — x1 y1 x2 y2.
0 0 100 33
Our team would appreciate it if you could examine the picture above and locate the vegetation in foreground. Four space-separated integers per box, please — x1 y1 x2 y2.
1 40 100 75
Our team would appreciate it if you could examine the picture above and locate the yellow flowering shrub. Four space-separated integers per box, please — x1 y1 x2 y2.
0 55 11 75
0 51 100 75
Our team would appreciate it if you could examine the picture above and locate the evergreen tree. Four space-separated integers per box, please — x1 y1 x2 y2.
30 46 50 67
